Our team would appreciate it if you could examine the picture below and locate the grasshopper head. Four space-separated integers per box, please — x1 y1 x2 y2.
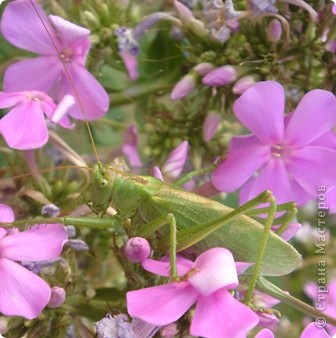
91 162 115 213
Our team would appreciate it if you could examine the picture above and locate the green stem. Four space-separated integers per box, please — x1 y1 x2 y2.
257 277 336 327
0 216 124 234
244 197 276 305
174 165 216 187
110 83 171 107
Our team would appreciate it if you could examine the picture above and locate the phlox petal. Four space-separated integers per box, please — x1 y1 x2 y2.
233 81 285 144
212 136 269 192
239 158 292 205
0 258 51 319
127 282 198 326
272 223 301 241
285 90 336 147
0 92 25 108
49 95 75 129
300 323 330 338
255 328 275 338
0 224 67 261
58 63 109 120
288 147 336 196
0 203 15 223
49 15 90 50
0 101 48 150
3 57 62 93
142 255 193 277
189 248 238 295
0 0 60 55
190 289 259 338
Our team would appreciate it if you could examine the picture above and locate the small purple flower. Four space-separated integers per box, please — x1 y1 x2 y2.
0 91 74 150
127 248 259 338
1 0 109 120
0 204 68 319
202 66 237 87
212 81 336 206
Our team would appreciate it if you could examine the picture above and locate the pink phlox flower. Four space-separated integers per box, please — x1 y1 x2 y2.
271 222 302 241
127 248 259 338
122 125 142 168
304 280 336 336
0 91 74 150
0 203 68 319
300 322 331 338
1 0 109 120
212 81 336 206
326 186 336 214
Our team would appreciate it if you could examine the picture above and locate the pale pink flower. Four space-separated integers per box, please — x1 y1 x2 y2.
255 328 275 338
171 74 196 100
127 248 259 338
1 0 109 120
203 112 220 141
47 287 66 309
124 237 151 263
0 91 74 150
0 204 68 319
267 19 282 42
232 75 256 95
212 81 336 206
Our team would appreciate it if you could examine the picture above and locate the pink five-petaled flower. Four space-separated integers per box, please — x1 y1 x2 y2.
0 91 74 150
127 248 259 338
212 81 336 206
0 203 68 319
1 0 109 120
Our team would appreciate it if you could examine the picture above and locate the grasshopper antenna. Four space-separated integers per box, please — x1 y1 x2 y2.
29 0 100 164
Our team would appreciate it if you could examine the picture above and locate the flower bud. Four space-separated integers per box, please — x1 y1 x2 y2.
65 239 89 251
267 19 282 42
119 50 139 81
189 19 209 38
124 237 150 263
171 74 196 100
202 65 237 86
232 76 256 94
48 287 66 309
122 125 142 167
203 112 220 141
193 62 215 76
162 141 189 180
174 0 194 24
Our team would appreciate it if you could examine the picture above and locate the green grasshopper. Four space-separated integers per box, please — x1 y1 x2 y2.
1 0 336 328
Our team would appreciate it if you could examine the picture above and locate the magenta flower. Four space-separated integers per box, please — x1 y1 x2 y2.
212 81 336 206
0 204 68 319
255 328 274 338
127 248 259 338
202 65 237 87
203 112 220 141
0 91 74 150
1 0 109 120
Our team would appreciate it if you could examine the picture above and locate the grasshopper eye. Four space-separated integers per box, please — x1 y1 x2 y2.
100 178 109 188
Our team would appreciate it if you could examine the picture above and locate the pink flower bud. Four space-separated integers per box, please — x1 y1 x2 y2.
174 0 194 24
124 237 150 263
162 141 189 180
122 125 142 167
48 287 66 309
203 112 220 141
202 66 237 87
152 166 164 181
171 74 196 100
193 62 215 76
267 19 282 42
232 76 256 94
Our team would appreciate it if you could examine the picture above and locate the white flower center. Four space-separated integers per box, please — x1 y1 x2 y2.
59 48 73 63
271 144 291 158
